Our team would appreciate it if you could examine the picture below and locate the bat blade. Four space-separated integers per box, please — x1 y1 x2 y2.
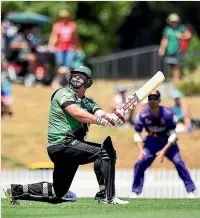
121 71 165 113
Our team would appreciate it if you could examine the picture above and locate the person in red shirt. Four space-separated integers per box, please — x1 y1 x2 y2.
48 10 82 69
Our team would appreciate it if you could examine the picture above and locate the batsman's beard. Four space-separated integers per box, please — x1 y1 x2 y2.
69 75 85 89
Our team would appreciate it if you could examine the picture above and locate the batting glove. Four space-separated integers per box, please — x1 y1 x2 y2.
112 108 127 127
96 114 116 127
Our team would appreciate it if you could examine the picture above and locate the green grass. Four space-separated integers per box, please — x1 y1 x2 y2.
2 198 200 218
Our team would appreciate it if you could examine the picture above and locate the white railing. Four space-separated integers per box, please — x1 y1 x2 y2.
1 169 199 198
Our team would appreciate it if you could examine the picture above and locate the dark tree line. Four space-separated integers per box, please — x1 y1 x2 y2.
116 1 200 51
2 1 200 57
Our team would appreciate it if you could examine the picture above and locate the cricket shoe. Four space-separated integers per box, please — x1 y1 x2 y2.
62 190 77 202
98 196 129 204
95 190 106 200
129 192 139 199
188 191 196 199
3 185 20 205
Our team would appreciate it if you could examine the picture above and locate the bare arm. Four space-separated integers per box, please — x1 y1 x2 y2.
48 25 58 49
9 42 27 49
183 29 192 39
181 100 192 127
156 140 173 163
134 131 143 149
156 129 177 162
134 131 145 160
136 141 144 151
65 104 98 124
73 29 82 51
160 129 177 154
158 38 168 56
94 109 106 117
162 141 173 153
177 29 192 40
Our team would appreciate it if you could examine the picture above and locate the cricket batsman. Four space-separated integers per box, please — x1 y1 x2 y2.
130 90 196 198
3 66 129 205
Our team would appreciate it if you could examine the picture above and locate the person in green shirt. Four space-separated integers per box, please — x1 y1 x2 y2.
3 66 129 205
158 13 192 86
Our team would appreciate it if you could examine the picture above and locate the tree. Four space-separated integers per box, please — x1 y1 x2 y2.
2 1 133 57
3 1 199 56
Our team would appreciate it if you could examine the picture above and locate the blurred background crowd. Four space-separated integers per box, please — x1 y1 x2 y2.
1 1 200 170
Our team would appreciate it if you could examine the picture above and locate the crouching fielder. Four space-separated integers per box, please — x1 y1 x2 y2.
130 90 196 198
3 66 129 205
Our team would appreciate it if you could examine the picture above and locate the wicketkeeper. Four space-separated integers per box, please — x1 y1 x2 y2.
130 90 196 198
4 66 129 205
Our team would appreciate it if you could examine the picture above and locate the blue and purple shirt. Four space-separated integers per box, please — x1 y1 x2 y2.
135 106 177 145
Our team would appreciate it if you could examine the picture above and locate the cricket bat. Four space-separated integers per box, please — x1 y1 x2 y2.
113 71 165 124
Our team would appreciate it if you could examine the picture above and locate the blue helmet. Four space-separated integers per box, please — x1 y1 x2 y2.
171 89 182 99
117 86 127 93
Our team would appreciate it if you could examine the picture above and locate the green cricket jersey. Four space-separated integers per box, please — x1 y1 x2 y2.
47 86 101 147
163 24 186 55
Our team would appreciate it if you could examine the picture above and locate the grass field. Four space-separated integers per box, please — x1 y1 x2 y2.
2 82 200 169
2 198 200 218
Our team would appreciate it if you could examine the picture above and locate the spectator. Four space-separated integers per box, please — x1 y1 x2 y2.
1 18 18 51
111 86 134 127
6 26 37 72
136 97 148 115
48 10 82 70
171 89 200 132
179 24 193 54
158 13 192 87
51 66 70 90
1 74 13 118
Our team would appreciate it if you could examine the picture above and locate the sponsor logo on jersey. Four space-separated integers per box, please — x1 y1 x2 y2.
148 126 166 132
145 119 152 124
